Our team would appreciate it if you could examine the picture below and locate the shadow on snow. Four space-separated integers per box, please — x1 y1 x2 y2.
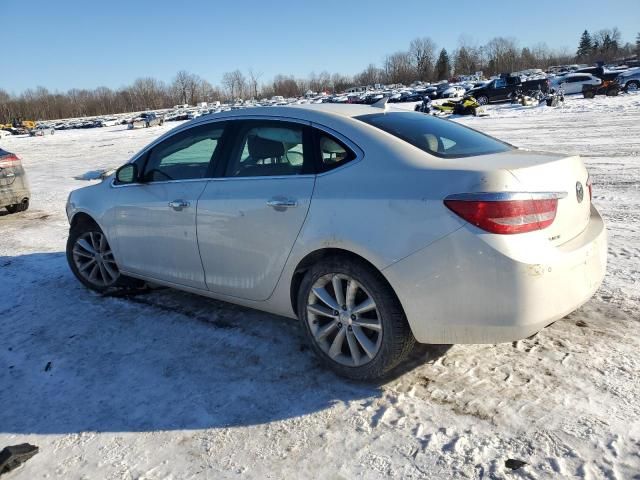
0 252 449 434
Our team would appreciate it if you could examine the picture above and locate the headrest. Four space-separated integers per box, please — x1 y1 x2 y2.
320 137 344 154
248 135 284 159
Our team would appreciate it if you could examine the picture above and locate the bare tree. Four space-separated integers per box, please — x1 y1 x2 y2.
247 69 263 99
354 63 383 86
172 70 199 105
409 37 437 81
383 51 414 85
485 37 519 74
221 70 247 100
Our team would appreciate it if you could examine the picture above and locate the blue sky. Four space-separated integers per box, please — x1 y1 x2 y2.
3 0 638 94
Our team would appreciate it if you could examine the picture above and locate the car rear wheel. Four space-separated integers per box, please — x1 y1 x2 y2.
6 198 29 214
476 95 489 105
66 221 141 293
297 256 415 380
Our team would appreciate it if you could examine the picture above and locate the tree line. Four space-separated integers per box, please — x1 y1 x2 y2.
1 28 638 123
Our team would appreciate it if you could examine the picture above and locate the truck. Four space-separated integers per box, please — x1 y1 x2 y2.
466 75 550 105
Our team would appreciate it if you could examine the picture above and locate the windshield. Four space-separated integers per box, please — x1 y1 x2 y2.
355 112 513 159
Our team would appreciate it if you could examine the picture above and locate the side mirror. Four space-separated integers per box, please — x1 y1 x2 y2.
115 163 138 184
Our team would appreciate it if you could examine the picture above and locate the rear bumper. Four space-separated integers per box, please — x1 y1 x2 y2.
383 205 607 344
0 186 30 208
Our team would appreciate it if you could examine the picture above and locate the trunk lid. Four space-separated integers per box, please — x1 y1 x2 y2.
505 150 591 246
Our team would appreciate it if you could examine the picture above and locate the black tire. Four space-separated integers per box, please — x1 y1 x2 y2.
625 80 639 92
6 198 29 214
583 90 595 99
297 256 415 380
66 218 142 293
476 95 489 105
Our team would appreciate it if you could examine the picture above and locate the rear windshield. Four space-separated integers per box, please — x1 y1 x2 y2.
355 112 513 158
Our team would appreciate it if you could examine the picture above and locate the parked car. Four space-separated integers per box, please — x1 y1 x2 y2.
29 125 56 137
0 148 30 214
552 73 602 95
614 68 640 92
423 86 439 99
466 75 549 104
127 112 164 129
440 85 466 98
65 104 607 380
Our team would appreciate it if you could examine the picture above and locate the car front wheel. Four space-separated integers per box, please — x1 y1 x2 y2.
297 257 415 380
66 221 140 293
476 95 489 105
626 80 639 92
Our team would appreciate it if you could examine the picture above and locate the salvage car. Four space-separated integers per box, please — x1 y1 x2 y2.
65 104 607 379
466 75 549 104
0 148 30 213
552 73 601 95
614 68 640 92
127 112 164 129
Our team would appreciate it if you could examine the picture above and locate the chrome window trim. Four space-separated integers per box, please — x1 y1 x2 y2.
445 191 568 201
112 113 366 187
206 174 316 183
111 177 212 188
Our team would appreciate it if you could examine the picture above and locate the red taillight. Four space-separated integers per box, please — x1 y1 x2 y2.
0 154 20 169
444 198 558 234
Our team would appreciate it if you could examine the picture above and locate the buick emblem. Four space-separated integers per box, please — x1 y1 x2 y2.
576 181 584 203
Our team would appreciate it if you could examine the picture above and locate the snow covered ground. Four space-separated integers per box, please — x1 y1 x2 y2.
1 94 639 479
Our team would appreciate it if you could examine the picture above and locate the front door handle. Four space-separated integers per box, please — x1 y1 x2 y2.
168 199 190 210
267 197 298 210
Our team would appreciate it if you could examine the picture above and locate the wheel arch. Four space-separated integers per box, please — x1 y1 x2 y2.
69 211 101 231
289 247 405 318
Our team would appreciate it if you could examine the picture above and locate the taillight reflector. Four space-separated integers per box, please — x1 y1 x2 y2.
444 198 559 234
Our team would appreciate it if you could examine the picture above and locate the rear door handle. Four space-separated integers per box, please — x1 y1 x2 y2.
267 197 298 210
168 199 190 210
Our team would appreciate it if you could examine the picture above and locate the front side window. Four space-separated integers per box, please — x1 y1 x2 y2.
356 112 512 159
142 123 224 182
227 123 308 177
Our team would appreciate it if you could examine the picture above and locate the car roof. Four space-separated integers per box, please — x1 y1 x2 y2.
191 104 387 125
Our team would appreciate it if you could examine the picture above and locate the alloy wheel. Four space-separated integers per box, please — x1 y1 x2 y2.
72 231 120 287
307 273 383 367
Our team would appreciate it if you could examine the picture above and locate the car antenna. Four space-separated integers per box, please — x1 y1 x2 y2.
371 96 390 111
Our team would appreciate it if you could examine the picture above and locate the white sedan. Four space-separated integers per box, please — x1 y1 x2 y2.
65 104 607 379
553 73 602 94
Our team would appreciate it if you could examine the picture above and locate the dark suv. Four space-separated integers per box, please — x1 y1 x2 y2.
466 75 549 105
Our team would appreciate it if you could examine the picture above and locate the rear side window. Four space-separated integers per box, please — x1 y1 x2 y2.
318 134 355 171
355 112 512 159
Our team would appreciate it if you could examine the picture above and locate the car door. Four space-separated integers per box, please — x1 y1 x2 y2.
491 79 509 101
197 119 315 301
561 75 582 94
111 122 226 289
